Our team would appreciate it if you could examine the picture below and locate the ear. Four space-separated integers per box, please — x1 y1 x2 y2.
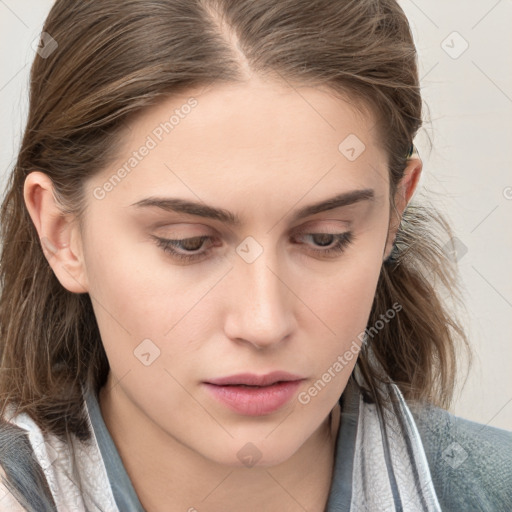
23 171 89 293
383 156 423 262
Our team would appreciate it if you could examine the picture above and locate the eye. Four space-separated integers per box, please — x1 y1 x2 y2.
292 231 354 258
151 230 355 264
151 235 215 263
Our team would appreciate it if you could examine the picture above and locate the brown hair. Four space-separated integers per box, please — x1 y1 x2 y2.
0 0 471 443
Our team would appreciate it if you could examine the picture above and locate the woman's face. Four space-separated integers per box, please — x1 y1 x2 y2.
67 78 400 466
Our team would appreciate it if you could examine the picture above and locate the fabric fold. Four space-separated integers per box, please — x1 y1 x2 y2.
346 367 442 511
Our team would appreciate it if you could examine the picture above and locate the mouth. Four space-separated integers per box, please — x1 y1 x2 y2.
203 371 305 416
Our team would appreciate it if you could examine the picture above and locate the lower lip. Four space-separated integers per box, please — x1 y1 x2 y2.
203 380 303 416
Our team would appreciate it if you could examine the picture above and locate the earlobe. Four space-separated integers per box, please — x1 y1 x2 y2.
23 171 89 294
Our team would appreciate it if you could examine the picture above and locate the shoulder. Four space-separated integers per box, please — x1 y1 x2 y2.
409 401 512 512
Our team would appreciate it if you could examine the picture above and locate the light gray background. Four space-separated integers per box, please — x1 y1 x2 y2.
1 1 511 429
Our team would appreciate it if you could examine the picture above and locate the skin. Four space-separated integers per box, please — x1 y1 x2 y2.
24 76 421 511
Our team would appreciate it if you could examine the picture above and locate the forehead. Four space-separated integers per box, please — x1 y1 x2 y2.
85 79 388 215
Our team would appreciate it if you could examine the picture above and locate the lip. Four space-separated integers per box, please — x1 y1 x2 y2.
203 371 305 416
205 371 304 387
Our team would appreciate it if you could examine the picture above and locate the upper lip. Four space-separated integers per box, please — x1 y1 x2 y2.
205 371 304 387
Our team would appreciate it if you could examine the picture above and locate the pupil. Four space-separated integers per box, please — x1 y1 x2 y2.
182 236 205 251
313 233 333 247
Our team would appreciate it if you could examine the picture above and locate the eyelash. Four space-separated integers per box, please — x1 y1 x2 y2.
152 231 355 263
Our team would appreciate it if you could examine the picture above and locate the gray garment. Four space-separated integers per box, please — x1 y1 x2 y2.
410 400 512 511
1 379 511 511
83 388 146 512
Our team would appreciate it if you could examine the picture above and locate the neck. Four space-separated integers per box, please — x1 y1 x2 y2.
99 381 341 512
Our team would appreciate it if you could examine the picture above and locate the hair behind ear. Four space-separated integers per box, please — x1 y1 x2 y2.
356 196 472 411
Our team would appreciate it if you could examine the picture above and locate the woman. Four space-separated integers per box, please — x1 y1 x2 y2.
0 0 510 510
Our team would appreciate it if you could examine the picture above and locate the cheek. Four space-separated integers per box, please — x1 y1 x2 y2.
82 226 231 368
80 226 169 359
83 221 186 324
297 250 383 338
293 241 384 385
295 265 382 409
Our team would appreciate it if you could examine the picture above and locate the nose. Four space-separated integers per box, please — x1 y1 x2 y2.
223 251 296 350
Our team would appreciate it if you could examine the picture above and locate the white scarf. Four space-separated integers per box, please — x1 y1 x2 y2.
331 367 442 511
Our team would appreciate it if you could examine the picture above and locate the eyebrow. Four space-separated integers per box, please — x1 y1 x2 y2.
129 188 375 226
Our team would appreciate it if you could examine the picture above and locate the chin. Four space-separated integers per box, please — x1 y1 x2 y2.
203 435 301 469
